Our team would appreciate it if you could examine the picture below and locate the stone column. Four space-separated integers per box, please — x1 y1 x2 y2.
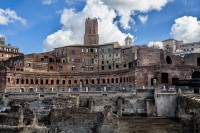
117 97 123 117
104 86 106 92
88 96 93 113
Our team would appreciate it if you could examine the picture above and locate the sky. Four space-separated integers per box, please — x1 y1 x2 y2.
0 0 200 54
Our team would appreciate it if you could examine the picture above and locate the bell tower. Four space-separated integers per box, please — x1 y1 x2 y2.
84 18 99 45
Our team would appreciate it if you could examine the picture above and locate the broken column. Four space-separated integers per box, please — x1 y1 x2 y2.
88 96 93 113
117 97 123 117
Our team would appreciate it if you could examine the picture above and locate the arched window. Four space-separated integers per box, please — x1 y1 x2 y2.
92 79 95 84
68 80 71 84
112 78 114 83
51 80 54 85
40 79 43 84
74 80 77 84
21 79 24 84
35 79 38 84
166 56 172 64
26 79 29 84
57 79 59 84
31 79 34 84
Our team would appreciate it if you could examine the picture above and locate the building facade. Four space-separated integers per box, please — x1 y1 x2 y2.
0 37 22 61
0 18 200 93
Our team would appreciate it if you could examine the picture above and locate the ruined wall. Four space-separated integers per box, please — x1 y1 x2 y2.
156 93 178 117
177 95 200 133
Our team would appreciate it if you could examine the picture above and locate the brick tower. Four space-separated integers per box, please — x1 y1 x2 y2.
84 18 99 45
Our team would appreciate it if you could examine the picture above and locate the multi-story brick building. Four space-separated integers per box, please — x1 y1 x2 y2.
0 37 22 61
0 18 200 93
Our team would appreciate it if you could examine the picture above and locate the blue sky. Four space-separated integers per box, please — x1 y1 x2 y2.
0 0 200 54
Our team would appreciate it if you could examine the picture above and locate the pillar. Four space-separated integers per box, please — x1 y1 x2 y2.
117 97 123 117
88 96 93 113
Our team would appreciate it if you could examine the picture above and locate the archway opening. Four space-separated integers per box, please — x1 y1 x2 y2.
192 71 200 79
166 56 172 64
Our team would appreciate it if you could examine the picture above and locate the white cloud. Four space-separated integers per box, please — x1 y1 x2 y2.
0 8 27 25
44 0 172 51
42 0 57 5
101 0 173 29
0 34 4 37
138 15 148 24
44 0 134 51
148 41 163 49
171 16 200 43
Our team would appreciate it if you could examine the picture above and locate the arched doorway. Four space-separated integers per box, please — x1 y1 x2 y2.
73 88 79 92
192 71 200 79
20 88 25 93
29 88 34 93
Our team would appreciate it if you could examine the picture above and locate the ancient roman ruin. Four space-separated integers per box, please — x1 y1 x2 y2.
0 18 199 133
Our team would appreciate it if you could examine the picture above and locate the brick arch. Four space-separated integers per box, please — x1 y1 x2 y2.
192 71 200 79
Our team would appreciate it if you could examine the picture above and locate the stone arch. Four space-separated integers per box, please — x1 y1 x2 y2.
111 78 114 83
29 88 34 92
166 56 172 64
31 79 34 84
91 79 95 84
21 79 24 84
192 71 200 79
20 88 25 92
73 88 79 92
16 78 19 84
26 79 29 84
86 79 88 84
96 87 101 91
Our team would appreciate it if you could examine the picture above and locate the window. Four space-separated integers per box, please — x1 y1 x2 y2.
197 57 200 66
92 79 95 84
124 64 127 68
31 79 34 84
102 66 104 70
172 78 179 85
86 49 88 52
51 80 54 85
116 65 119 68
95 49 98 52
50 66 53 70
90 49 93 52
102 61 104 64
16 79 19 84
115 78 118 83
26 79 29 84
112 78 114 83
72 50 75 55
97 79 100 84
62 80 65 84
46 79 49 84
81 49 84 52
71 66 75 71
161 73 169 83
107 79 110 83
86 79 88 84
56 80 59 84
36 79 38 84
41 79 43 84
166 56 172 64
74 80 77 84
102 79 105 83
109 65 111 69
68 80 71 84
